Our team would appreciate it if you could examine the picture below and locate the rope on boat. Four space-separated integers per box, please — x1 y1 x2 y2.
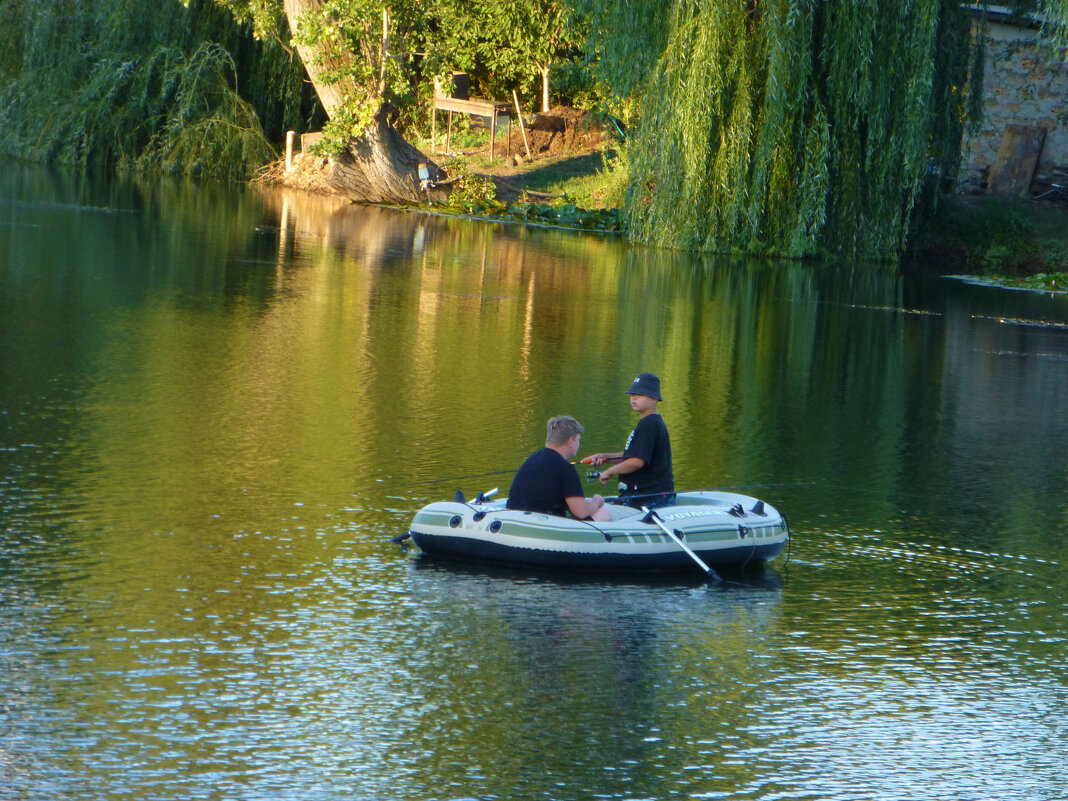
780 513 792 571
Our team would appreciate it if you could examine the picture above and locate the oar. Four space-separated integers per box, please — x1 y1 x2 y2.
641 506 722 583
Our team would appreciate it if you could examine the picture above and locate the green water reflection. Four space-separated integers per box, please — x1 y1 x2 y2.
2 164 1066 801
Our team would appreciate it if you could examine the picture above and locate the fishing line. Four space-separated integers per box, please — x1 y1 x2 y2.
396 468 517 487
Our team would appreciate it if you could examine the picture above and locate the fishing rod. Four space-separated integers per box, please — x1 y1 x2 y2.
400 468 516 488
583 473 816 493
398 456 625 488
707 480 817 491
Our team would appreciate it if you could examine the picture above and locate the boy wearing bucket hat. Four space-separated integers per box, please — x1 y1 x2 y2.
583 372 675 504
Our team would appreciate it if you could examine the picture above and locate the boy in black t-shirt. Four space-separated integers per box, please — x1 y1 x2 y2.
584 372 675 503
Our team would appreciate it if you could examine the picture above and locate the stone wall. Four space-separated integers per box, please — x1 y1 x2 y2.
959 16 1067 196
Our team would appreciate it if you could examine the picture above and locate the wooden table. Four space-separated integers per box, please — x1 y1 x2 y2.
431 94 512 160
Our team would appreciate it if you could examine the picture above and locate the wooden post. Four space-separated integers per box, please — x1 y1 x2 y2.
285 131 295 170
512 91 531 160
490 109 497 160
378 8 388 96
431 77 440 154
989 125 1047 197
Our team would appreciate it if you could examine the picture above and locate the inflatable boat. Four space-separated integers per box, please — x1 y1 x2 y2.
406 489 789 576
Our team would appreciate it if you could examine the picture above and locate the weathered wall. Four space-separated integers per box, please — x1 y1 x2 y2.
959 18 1067 195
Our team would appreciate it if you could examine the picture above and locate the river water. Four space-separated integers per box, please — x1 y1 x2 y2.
2 164 1067 801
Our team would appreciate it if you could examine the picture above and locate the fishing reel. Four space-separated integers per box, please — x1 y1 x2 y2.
585 469 602 481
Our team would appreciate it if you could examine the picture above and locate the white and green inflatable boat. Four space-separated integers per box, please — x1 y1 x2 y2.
407 489 789 575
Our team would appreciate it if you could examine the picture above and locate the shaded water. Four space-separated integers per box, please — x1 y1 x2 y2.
2 164 1067 801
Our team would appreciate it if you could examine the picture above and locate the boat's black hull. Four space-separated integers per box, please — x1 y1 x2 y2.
409 531 786 572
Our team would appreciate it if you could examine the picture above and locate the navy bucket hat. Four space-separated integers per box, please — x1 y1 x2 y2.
626 372 663 401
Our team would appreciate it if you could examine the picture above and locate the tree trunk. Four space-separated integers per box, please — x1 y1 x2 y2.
282 0 435 203
327 106 427 204
540 65 551 113
283 0 354 118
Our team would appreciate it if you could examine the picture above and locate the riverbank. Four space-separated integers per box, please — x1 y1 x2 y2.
409 106 626 233
420 122 1068 282
267 110 1068 282
904 193 1068 289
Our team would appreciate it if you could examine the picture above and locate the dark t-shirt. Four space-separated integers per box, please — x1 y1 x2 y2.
619 413 674 496
506 448 585 516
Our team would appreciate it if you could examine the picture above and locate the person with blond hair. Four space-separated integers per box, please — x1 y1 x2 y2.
507 416 611 521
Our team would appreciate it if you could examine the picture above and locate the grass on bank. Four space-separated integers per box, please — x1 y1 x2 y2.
410 116 627 232
416 120 1068 288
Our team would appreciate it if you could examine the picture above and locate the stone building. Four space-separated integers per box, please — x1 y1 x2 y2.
959 7 1067 198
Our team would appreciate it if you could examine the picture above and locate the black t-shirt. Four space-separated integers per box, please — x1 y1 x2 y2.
619 413 674 496
506 448 585 516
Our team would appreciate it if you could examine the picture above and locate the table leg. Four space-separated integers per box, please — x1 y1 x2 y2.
490 110 497 160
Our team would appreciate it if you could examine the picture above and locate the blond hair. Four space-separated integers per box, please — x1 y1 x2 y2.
546 416 583 447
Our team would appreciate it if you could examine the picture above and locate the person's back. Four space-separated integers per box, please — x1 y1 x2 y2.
506 416 610 522
506 447 579 516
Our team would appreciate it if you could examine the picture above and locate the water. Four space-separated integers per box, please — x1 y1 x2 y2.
2 164 1066 801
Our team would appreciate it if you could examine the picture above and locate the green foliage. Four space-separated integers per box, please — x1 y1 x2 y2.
1012 272 1068 291
136 44 278 177
444 195 623 233
443 156 498 205
436 155 621 231
998 1 1068 56
200 0 286 41
270 0 435 151
906 194 1068 274
427 0 586 105
0 0 315 178
517 202 621 232
312 99 381 155
576 0 982 261
954 271 1068 293
271 0 596 153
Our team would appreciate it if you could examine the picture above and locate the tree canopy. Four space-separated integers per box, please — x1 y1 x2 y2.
4 0 1065 258
432 0 582 111
0 0 318 177
577 0 976 259
578 0 1068 259
218 0 585 150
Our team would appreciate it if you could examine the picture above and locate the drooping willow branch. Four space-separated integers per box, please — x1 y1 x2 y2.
580 0 981 260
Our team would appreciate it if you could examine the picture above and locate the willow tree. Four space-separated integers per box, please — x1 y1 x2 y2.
0 0 308 177
580 0 988 260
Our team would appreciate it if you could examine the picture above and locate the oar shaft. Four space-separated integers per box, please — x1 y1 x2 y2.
642 506 722 582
